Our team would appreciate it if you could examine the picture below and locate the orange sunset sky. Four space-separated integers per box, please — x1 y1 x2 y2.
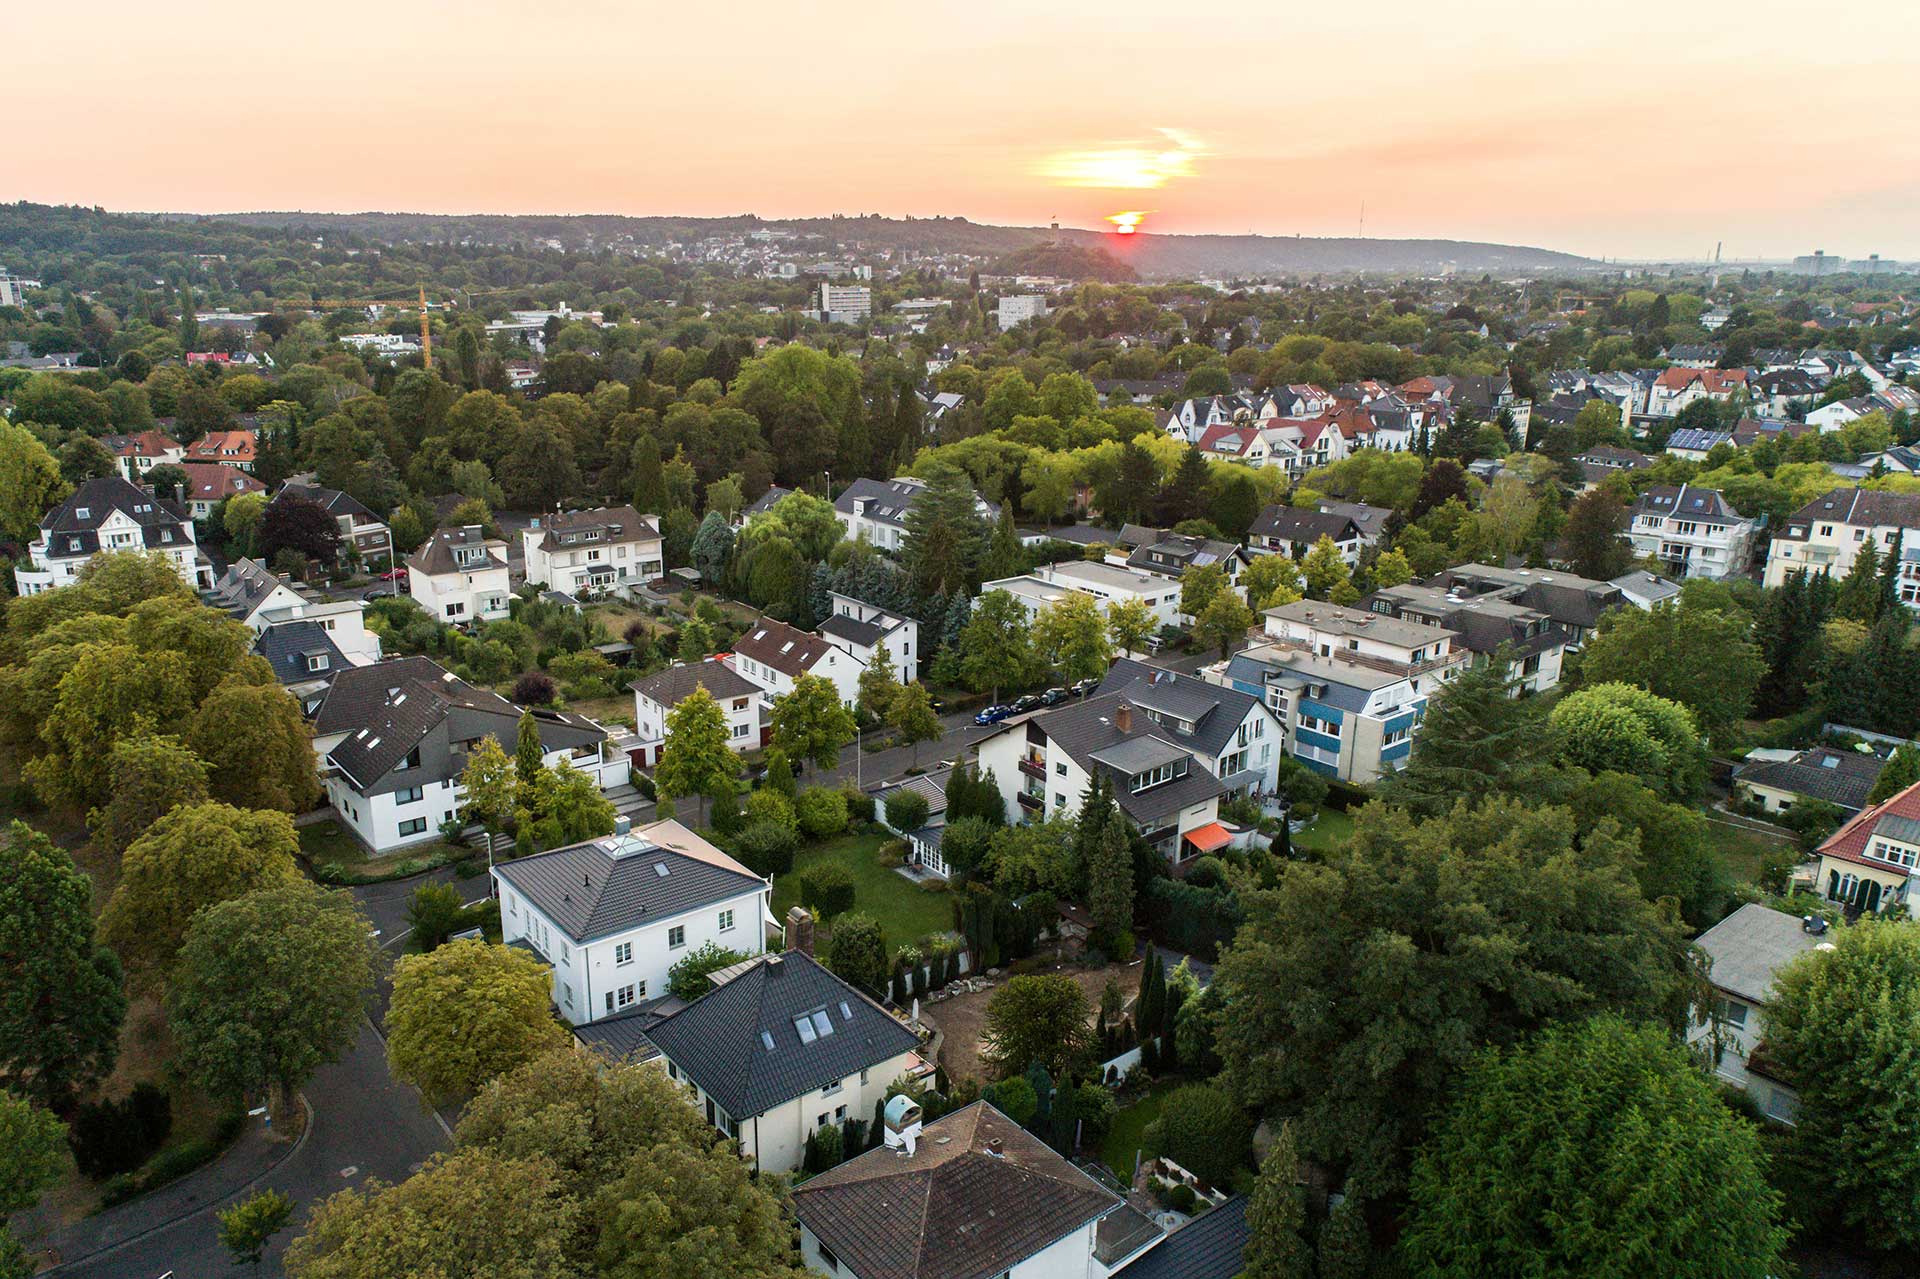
13 0 1919 260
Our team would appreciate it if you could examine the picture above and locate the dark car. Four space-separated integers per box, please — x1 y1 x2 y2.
1011 693 1044 714
1040 686 1070 706
1070 677 1100 698
973 704 1012 726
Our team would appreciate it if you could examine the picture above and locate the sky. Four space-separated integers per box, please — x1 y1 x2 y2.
13 0 1920 261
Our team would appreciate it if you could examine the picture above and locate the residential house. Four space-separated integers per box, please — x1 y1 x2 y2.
737 485 794 527
406 525 513 624
977 574 1082 622
1248 505 1365 566
1663 427 1733 462
101 429 183 481
1124 532 1247 586
311 656 615 853
630 659 766 765
1362 583 1565 693
1317 500 1392 547
1750 369 1823 419
1571 445 1652 489
1647 367 1747 418
207 557 382 707
819 591 918 676
1687 904 1830 1124
872 769 953 877
1426 563 1626 649
1112 1197 1248 1279
15 476 212 596
974 688 1233 864
637 951 922 1175
1734 747 1885 816
1610 570 1683 610
274 482 394 569
520 505 663 598
794 1101 1150 1279
177 462 267 519
1801 776 1920 914
1626 484 1757 580
1663 344 1723 369
833 476 995 553
731 618 865 709
1027 560 1184 628
1763 489 1920 603
1730 417 1816 450
493 819 771 1026
183 429 258 472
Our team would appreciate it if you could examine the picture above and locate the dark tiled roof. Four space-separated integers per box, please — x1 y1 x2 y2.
794 1102 1119 1279
253 620 347 686
1126 534 1243 578
276 482 374 521
207 557 288 618
1734 747 1884 811
1632 483 1748 523
734 618 837 678
743 486 794 517
492 827 763 944
534 504 659 552
819 613 888 649
1019 684 1229 825
38 476 194 558
570 993 687 1063
1114 1197 1248 1279
1096 659 1260 760
836 476 932 527
1248 504 1359 544
643 952 919 1118
629 659 761 709
407 525 508 576
1780 488 1920 538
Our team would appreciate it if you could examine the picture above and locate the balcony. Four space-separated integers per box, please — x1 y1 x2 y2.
1017 755 1046 779
1016 791 1043 812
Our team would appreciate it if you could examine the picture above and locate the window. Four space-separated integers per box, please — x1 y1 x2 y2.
614 941 633 965
1870 839 1917 869
395 747 421 772
396 786 424 805
1055 761 1067 775
822 1078 843 1095
562 982 573 1009
834 1104 847 1122
817 1242 840 1271
397 817 428 837
860 1068 870 1086
508 896 517 918
718 909 735 932
306 654 330 673
668 925 686 949
1715 997 1749 1029
612 984 638 1010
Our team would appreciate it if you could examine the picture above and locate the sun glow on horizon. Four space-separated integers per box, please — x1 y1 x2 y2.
1106 210 1149 234
1036 129 1206 190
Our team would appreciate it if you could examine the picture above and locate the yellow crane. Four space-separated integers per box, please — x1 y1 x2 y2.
419 284 432 367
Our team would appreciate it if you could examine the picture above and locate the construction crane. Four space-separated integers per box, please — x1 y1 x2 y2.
419 284 432 367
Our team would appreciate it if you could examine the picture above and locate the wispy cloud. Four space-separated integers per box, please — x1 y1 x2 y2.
1034 128 1207 190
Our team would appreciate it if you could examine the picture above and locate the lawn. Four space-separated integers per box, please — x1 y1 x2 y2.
1291 808 1355 854
771 831 954 955
298 819 467 882
1709 816 1799 887
1101 1079 1179 1181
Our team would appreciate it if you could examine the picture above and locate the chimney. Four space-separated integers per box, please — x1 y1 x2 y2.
787 906 815 957
987 1138 1004 1156
1114 702 1133 734
613 814 632 837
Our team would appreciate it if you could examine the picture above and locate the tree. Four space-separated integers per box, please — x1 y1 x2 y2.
1579 599 1763 741
1194 591 1255 659
856 641 902 723
1549 683 1705 800
257 493 342 565
590 1131 808 1279
890 683 944 768
1179 562 1230 620
1106 596 1156 657
825 912 889 994
0 1089 66 1276
884 788 932 833
513 710 546 792
1086 811 1135 956
798 863 857 921
1301 535 1353 601
1145 1084 1251 1189
1241 551 1305 609
386 939 569 1107
689 510 735 584
1474 474 1539 562
169 881 375 1123
1214 799 1691 1196
666 942 752 1001
769 673 857 772
958 590 1040 702
285 1149 577 1279
1403 1017 1788 1279
102 801 303 977
1033 591 1113 683
1867 744 1920 805
186 670 320 813
900 462 991 596
981 504 1026 581
0 421 68 543
1243 1121 1313 1279
218 1188 295 1269
1766 919 1920 1249
85 732 210 857
1316 1194 1370 1279
1834 535 1884 623
1561 486 1633 580
1380 655 1564 817
520 762 617 849
459 734 518 857
982 974 1090 1078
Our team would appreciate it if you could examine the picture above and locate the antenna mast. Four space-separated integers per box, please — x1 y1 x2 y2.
418 284 432 368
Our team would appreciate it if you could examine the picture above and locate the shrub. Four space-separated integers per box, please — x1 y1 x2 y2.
798 862 857 920
735 820 800 877
825 913 890 995
668 941 751 1001
1145 1084 1251 1189
633 771 657 800
795 787 850 839
1184 855 1230 890
510 671 558 706
884 789 932 833
69 1084 172 1178
1168 1182 1197 1213
406 881 467 950
744 788 797 834
1280 769 1329 816
981 1076 1039 1125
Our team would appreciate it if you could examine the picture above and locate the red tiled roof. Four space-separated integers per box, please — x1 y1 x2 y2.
185 429 258 463
108 429 180 457
1815 777 1920 871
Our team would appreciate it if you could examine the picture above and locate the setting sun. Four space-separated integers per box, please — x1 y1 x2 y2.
1106 210 1149 235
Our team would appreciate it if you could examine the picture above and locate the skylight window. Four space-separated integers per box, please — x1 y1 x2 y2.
654 863 671 878
794 1015 816 1045
839 1001 854 1020
811 1010 834 1038
761 1030 775 1051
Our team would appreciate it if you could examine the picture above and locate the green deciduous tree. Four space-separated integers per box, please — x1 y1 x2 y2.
102 801 303 977
1033 591 1113 683
1549 683 1705 800
856 642 902 724
0 421 68 543
460 735 518 856
1561 486 1633 581
1241 552 1305 609
1579 598 1762 742
769 673 856 772
1402 1017 1788 1279
1194 591 1255 659
1144 1084 1251 1189
169 881 375 1122
824 912 889 995
1179 562 1230 620
218 1188 295 1269
889 683 943 768
1105 597 1156 657
982 974 1090 1079
1301 535 1353 601
386 939 569 1107
958 589 1039 702
186 667 320 813
85 732 210 858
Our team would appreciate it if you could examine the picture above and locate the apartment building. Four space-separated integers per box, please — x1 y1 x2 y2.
1764 489 1920 606
1626 484 1756 580
16 477 213 596
521 505 663 598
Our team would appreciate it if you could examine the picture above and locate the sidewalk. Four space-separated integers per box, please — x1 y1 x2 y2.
32 1101 307 1274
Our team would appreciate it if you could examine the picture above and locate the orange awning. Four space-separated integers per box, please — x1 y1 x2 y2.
1184 822 1232 853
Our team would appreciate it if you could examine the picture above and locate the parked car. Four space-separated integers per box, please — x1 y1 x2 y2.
1011 693 1044 714
973 704 1013 726
378 567 409 582
1040 686 1070 706
1070 677 1100 698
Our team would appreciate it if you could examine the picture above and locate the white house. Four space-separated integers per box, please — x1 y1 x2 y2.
406 524 512 625
1030 560 1184 628
1247 505 1366 566
1687 904 1830 1125
730 618 865 709
818 591 918 676
207 558 382 707
492 819 772 1026
16 476 213 596
833 476 995 554
311 656 617 853
178 462 267 520
101 429 183 481
629 659 766 765
1626 484 1757 580
520 505 663 599
1764 488 1920 602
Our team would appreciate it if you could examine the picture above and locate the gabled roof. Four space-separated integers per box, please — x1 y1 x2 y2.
819 612 889 650
252 620 349 686
276 482 375 521
36 476 194 558
743 485 794 518
1735 747 1883 811
179 462 265 503
836 476 932 527
1664 428 1732 452
407 524 508 576
1015 684 1228 824
1693 904 1828 1006
1248 504 1359 544
492 819 763 944
101 428 180 457
629 658 761 709
1114 1197 1248 1279
533 504 659 552
207 557 293 618
1126 533 1244 578
792 1101 1120 1279
734 617 839 677
184 429 257 463
1632 483 1749 524
1814 776 1920 872
1779 488 1920 537
643 951 919 1119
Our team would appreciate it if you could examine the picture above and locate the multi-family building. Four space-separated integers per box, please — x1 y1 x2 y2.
183 429 258 472
493 819 771 1026
630 659 766 764
818 591 917 676
520 505 663 598
16 476 213 596
1625 484 1757 580
1646 367 1747 418
730 617 865 709
1247 505 1366 565
406 525 513 625
274 482 394 570
1031 560 1184 627
207 557 383 707
833 476 996 553
1426 563 1625 649
1124 531 1247 585
1764 489 1920 605
1571 445 1652 489
1363 583 1565 693
816 283 873 323
996 293 1050 331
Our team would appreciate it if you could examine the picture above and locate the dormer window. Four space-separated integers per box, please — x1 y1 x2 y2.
1869 839 1917 870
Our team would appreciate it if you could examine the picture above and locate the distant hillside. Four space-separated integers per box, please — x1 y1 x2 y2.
1051 228 1596 278
986 241 1136 282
